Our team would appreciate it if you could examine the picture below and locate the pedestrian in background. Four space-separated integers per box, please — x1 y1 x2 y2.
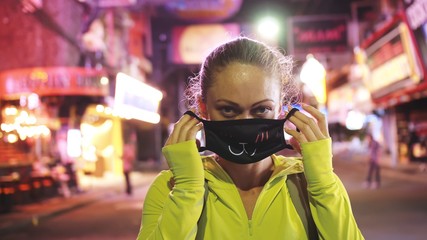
137 37 364 239
56 130 80 195
364 133 381 189
123 132 136 195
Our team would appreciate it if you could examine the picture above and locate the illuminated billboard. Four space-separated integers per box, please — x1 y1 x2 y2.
288 15 349 55
0 67 109 98
364 21 423 100
171 23 240 64
114 72 163 124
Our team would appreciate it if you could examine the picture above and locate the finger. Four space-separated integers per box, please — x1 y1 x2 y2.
177 117 200 143
283 107 299 119
301 104 329 137
168 114 195 145
288 115 318 142
293 110 325 140
186 122 203 141
164 135 172 146
285 128 308 144
289 137 301 154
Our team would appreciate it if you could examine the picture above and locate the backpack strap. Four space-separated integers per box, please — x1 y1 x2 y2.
286 173 319 240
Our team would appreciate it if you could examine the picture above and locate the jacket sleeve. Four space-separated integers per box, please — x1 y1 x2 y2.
137 140 205 240
301 138 365 240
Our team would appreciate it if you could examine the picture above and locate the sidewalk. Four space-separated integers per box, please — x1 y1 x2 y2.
333 142 427 186
0 171 159 235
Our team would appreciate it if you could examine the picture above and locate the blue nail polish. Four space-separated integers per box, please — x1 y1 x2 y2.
283 104 302 112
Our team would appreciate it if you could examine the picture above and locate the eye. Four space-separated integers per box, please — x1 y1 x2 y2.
219 106 238 118
252 106 273 117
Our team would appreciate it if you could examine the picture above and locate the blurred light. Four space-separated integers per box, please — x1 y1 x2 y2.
101 145 114 158
120 108 161 123
104 107 113 115
41 126 50 136
82 145 97 162
300 54 327 105
80 120 112 141
345 110 366 130
95 104 105 113
1 123 14 132
20 110 29 119
27 93 40 110
25 115 37 125
100 76 109 85
30 69 48 81
67 129 82 158
4 106 18 116
257 16 280 40
20 96 27 107
7 134 18 143
19 132 27 141
129 76 163 101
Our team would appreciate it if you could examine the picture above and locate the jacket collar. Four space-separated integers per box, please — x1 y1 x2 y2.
202 154 304 186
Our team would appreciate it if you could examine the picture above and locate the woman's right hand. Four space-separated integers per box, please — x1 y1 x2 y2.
163 113 205 187
164 113 203 146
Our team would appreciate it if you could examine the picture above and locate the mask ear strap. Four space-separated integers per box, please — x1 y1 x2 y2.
284 108 299 121
284 109 297 149
284 108 301 133
184 110 203 122
184 111 207 152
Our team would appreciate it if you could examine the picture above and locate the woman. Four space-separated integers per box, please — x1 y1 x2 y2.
137 37 364 239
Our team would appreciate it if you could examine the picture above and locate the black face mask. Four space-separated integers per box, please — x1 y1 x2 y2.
184 108 299 164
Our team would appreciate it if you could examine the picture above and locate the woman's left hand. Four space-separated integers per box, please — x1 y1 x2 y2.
284 104 329 153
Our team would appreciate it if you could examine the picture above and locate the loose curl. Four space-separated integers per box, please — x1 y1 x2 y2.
185 37 300 115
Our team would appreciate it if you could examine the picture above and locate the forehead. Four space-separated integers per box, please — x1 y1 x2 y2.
208 62 281 102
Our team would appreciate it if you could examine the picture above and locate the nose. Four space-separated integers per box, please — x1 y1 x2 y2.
235 112 253 120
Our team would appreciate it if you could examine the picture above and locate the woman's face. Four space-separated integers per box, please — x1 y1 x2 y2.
204 62 282 121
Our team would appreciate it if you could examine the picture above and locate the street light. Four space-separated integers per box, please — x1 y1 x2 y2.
256 16 280 41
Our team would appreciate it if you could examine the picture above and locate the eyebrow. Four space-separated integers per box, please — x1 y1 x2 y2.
215 99 275 107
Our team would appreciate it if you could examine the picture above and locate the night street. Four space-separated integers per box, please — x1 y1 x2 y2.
334 158 427 240
1 0 427 239
2 151 427 240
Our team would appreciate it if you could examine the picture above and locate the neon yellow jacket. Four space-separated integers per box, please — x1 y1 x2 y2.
137 138 364 239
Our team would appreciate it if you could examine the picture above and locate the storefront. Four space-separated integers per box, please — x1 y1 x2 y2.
0 67 109 205
79 104 123 178
78 72 163 178
361 10 427 166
